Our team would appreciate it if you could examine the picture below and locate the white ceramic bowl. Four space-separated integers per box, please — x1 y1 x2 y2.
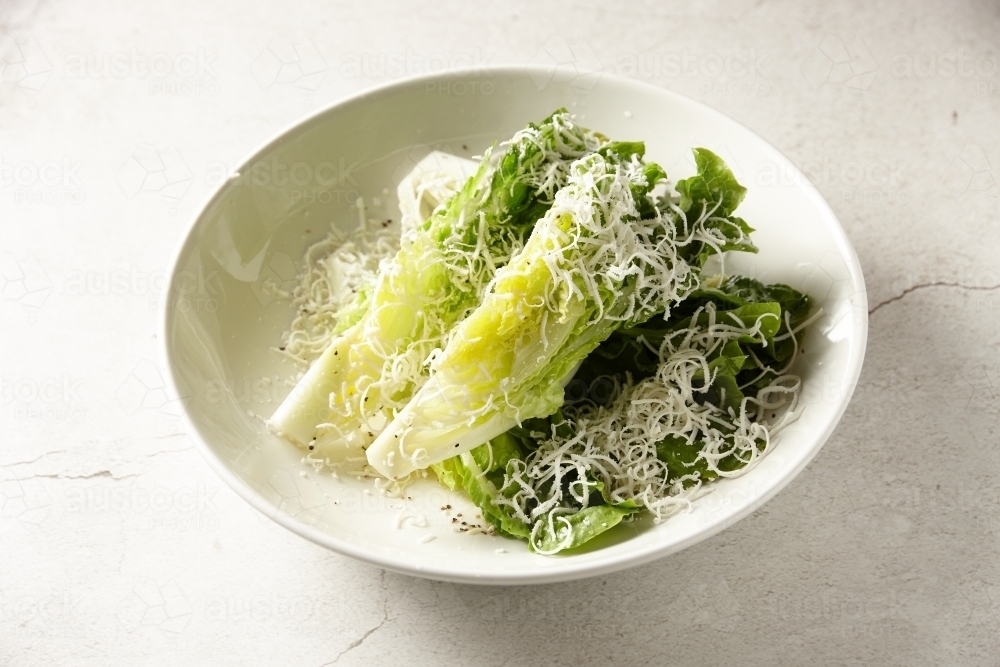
162 66 868 584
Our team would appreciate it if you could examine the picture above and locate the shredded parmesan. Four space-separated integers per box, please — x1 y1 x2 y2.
495 301 803 551
275 200 402 368
395 510 428 529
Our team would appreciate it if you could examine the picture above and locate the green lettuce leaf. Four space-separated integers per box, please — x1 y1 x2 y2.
530 505 637 554
672 148 757 266
676 147 746 216
572 275 810 402
430 432 531 539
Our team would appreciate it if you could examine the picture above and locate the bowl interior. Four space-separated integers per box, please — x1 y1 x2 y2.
164 68 867 584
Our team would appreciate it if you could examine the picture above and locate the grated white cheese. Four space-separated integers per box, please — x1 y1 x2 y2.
395 510 429 529
494 301 803 552
274 202 400 368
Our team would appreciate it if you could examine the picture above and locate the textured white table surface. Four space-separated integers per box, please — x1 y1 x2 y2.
2 0 999 664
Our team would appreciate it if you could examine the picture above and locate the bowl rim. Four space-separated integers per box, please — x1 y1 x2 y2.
160 64 869 585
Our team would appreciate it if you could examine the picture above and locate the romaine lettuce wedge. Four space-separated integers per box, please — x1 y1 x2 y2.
268 110 606 462
367 148 698 478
